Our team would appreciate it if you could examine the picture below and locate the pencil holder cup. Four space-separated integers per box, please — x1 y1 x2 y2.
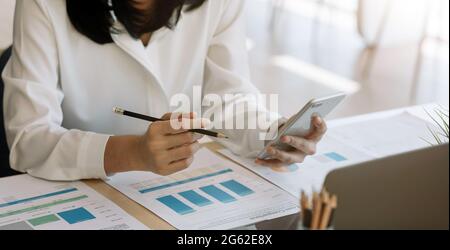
296 222 334 230
299 189 338 230
296 220 334 231
294 214 335 230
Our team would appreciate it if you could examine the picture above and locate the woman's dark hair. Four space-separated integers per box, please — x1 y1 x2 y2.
67 0 206 44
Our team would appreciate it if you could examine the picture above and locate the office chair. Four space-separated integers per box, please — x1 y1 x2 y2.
0 46 19 177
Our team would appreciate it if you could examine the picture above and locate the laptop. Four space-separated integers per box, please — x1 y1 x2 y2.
324 144 449 230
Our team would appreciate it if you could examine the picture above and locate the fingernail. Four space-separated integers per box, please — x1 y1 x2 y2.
281 136 289 143
182 118 194 130
316 117 323 125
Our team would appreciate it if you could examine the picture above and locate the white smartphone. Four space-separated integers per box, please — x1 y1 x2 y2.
258 93 346 160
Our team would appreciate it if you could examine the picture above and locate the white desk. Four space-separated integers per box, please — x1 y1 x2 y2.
0 104 446 230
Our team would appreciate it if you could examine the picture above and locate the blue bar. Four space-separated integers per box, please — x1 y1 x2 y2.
200 185 236 203
58 207 96 224
325 152 347 162
157 195 195 215
139 169 233 194
179 190 212 207
0 188 78 209
220 180 254 197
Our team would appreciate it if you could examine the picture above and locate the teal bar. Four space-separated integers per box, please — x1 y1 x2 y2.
157 195 195 215
325 152 347 162
200 185 236 203
0 188 78 208
220 180 254 197
179 190 213 207
58 207 96 225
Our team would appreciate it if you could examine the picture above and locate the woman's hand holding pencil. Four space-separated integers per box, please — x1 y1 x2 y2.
113 108 228 139
105 112 212 176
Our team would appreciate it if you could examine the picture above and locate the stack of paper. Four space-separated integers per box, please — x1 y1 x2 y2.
107 148 299 230
0 175 148 230
219 112 440 197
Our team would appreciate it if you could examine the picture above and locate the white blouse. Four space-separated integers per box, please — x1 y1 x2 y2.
2 0 280 181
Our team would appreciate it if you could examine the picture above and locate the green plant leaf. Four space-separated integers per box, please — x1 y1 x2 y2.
432 130 442 145
425 109 447 138
434 110 449 137
437 109 449 119
437 105 449 118
426 125 442 145
423 108 449 145
420 137 434 146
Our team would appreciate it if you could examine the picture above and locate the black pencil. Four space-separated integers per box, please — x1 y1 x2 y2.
113 107 228 139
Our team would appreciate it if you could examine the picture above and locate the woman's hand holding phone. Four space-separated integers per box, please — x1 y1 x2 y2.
255 116 327 167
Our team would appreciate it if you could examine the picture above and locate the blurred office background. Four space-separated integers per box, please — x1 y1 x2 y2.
1 0 449 118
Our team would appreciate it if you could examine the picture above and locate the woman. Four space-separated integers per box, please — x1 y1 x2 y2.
2 0 327 181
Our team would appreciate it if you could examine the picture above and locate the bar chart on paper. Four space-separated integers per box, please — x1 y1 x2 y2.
0 175 147 230
220 135 374 198
269 151 348 173
107 149 299 230
219 112 440 198
141 169 255 215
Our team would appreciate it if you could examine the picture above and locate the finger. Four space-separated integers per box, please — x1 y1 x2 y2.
160 113 197 133
265 147 296 164
151 120 189 135
280 136 317 155
256 151 307 167
160 113 172 120
168 142 201 162
161 112 183 121
163 112 196 121
255 158 285 168
179 117 211 130
168 113 193 132
187 112 198 119
193 133 205 141
170 157 194 171
173 112 197 121
307 116 327 141
159 157 194 176
166 116 211 134
164 132 197 149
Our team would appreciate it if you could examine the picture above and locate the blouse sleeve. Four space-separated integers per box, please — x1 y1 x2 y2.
2 0 110 181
